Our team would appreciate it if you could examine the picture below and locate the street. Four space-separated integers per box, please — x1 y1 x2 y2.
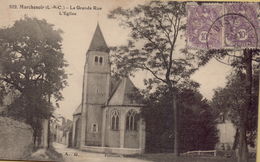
53 143 151 162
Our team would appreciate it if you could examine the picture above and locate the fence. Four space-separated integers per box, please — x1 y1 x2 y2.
181 150 217 157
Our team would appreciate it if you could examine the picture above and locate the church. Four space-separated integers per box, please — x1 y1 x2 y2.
71 24 146 154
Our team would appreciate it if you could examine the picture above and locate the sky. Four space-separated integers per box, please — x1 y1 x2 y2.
0 0 232 120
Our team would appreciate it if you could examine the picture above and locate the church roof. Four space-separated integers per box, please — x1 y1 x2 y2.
123 77 141 105
108 77 143 106
73 104 82 116
109 76 122 97
74 77 143 113
88 24 109 52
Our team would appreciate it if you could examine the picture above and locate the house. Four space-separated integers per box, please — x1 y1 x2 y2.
50 115 73 147
216 112 256 153
72 24 146 155
216 118 236 150
60 118 73 147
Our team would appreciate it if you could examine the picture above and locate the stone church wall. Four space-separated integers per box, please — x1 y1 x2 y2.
72 115 81 148
0 117 33 159
124 126 140 148
105 110 120 147
86 51 110 74
86 73 109 104
86 105 103 146
105 129 120 147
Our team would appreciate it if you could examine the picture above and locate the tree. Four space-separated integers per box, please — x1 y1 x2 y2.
0 17 68 145
108 1 208 155
178 88 219 152
188 2 260 160
143 85 219 153
203 47 259 162
190 4 259 160
211 70 259 150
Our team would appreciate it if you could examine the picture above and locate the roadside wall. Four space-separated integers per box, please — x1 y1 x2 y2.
0 117 33 160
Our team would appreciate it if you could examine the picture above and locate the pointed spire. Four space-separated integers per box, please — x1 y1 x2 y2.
88 23 109 52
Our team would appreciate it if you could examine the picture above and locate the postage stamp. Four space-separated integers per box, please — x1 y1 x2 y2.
187 4 223 49
223 3 259 49
187 3 259 49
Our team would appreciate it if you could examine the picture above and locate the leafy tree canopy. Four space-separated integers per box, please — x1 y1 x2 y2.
0 16 68 144
0 16 67 102
211 70 259 148
108 1 209 89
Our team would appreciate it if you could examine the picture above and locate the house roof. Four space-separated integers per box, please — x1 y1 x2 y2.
88 24 109 52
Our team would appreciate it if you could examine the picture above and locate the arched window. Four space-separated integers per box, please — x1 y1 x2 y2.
94 56 104 65
99 57 103 64
111 109 119 130
126 110 138 131
94 56 99 63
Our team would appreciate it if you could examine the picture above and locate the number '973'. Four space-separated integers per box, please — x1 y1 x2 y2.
9 5 17 9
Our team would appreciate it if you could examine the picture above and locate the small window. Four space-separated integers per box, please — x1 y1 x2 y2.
92 123 98 133
94 56 98 63
219 112 225 123
99 57 103 64
111 109 120 131
126 110 138 131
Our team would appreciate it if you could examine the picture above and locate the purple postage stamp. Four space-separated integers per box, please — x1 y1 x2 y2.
187 4 223 49
223 3 259 48
187 3 259 49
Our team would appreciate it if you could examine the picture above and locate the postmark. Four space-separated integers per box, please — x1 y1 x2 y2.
187 3 259 49
223 3 259 49
207 13 258 49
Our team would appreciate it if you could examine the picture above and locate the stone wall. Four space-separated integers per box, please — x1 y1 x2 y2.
86 105 103 146
124 128 139 148
0 117 33 160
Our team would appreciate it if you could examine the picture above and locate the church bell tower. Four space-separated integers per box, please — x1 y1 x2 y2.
80 24 111 147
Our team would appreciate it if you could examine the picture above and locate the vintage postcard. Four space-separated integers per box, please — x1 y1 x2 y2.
0 0 259 162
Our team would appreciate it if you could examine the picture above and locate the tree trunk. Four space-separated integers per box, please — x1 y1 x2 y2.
232 128 239 150
47 94 51 148
33 131 37 146
172 91 179 156
238 49 252 162
257 65 260 162
47 119 50 148
238 125 248 162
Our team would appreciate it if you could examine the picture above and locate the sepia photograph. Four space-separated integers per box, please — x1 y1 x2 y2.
0 0 259 162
